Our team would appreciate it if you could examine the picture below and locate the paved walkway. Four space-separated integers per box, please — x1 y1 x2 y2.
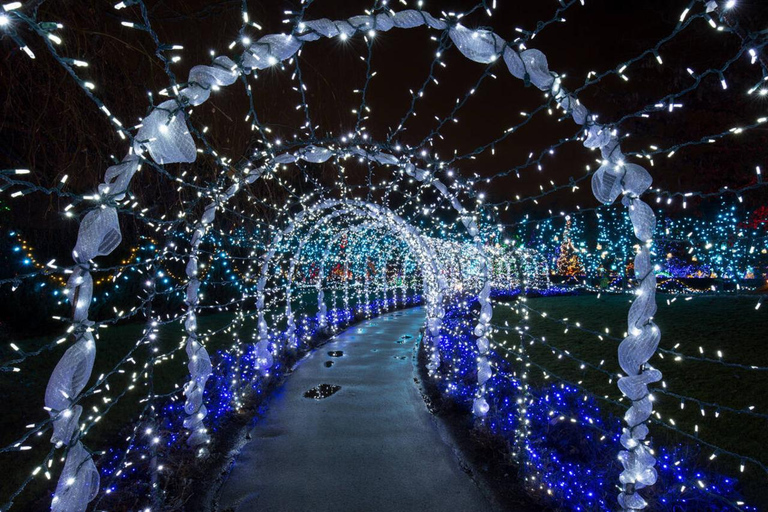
217 307 495 512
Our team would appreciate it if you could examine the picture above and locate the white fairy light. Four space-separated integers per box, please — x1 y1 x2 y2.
0 3 764 511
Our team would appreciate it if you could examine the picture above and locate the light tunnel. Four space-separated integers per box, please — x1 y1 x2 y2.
45 9 638 509
180 187 497 450
2 3 714 511
48 134 509 510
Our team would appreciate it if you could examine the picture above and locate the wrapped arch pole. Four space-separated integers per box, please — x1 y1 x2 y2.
44 54 239 508
446 15 663 507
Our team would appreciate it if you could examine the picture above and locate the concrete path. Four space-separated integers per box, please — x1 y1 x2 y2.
217 307 495 512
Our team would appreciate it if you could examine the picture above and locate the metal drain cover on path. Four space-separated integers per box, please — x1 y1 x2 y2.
303 384 341 400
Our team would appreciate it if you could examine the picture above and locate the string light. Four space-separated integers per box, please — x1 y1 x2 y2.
0 0 765 511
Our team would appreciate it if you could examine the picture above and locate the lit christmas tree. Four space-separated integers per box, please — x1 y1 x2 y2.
556 216 584 277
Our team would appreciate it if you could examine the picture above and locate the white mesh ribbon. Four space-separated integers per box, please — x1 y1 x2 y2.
372 160 494 413
243 34 301 69
461 215 479 237
253 238 274 356
477 358 492 385
178 196 223 448
404 162 430 182
47 72 145 507
392 10 430 29
98 155 139 201
301 18 339 39
43 20 250 507
72 207 121 264
584 123 614 149
299 145 333 163
186 336 213 385
587 121 660 508
477 336 490 354
571 100 588 125
182 217 213 448
45 332 96 446
183 56 238 106
134 99 196 164
346 15 373 31
45 185 115 509
317 287 327 328
600 134 624 161
67 268 93 324
449 24 504 64
345 14 395 33
519 49 554 90
254 339 274 374
186 255 198 279
472 396 490 416
622 163 653 197
273 153 297 164
334 20 357 39
183 335 212 448
591 160 625 205
50 442 100 512
257 308 268 341
503 47 525 80
372 151 398 166
626 198 656 242
472 273 493 416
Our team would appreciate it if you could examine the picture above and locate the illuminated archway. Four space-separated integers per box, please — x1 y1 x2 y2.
42 8 659 511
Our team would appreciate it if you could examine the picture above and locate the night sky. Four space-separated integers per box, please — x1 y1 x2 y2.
2 0 767 252
1 3 768 507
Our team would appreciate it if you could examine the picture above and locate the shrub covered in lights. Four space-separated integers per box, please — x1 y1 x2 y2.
429 299 756 511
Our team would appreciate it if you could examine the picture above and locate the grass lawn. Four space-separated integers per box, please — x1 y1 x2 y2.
0 287 334 508
491 293 768 507
3 289 763 508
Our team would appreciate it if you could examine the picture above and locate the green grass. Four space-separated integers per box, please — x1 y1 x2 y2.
4 290 763 508
491 293 768 506
0 287 333 508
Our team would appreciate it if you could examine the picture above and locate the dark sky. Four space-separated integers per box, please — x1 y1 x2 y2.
2 0 767 254
120 0 768 214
